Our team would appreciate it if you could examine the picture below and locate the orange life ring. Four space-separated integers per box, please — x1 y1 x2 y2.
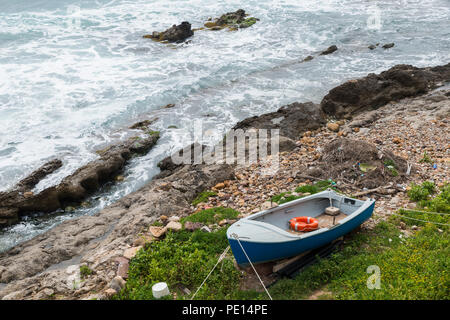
289 216 319 232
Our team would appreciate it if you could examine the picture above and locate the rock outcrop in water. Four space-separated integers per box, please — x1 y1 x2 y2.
320 63 450 118
320 45 338 55
143 21 194 43
204 9 259 30
0 133 159 229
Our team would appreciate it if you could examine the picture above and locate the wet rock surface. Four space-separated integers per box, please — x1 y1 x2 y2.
144 21 193 43
204 9 259 30
0 134 159 229
233 102 325 141
320 45 338 55
321 63 450 118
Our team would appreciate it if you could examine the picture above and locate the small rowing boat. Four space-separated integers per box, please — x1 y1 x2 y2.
227 189 375 266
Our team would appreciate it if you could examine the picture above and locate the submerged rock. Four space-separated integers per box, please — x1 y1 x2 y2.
144 21 193 43
320 45 338 55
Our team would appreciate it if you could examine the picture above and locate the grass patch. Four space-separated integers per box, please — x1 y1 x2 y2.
146 130 160 137
408 181 437 202
114 227 260 300
269 218 449 299
181 207 239 225
152 220 163 227
271 180 338 204
192 191 217 206
419 151 433 164
80 265 93 279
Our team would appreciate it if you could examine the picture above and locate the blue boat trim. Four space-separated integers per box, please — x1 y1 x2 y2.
227 191 375 266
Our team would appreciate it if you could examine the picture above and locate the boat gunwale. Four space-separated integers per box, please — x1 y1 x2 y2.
227 190 375 242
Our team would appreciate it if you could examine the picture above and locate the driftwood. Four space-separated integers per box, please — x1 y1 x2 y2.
353 187 382 197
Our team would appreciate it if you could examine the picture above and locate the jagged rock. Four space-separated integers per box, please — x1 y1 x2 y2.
233 102 325 141
204 9 259 30
154 143 209 179
0 134 159 229
17 159 62 190
382 43 395 49
145 22 193 43
320 63 450 118
129 118 158 130
320 45 338 55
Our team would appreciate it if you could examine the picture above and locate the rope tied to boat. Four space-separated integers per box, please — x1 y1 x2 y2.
190 245 230 300
390 207 450 226
231 233 273 300
390 213 450 226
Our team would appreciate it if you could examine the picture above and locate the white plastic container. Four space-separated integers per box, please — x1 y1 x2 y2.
152 282 170 299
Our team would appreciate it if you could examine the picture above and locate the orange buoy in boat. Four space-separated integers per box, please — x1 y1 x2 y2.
289 216 319 232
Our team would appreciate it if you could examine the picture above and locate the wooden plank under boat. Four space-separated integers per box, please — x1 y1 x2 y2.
227 189 375 266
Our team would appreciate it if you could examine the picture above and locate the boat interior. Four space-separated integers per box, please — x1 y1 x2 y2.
250 194 365 234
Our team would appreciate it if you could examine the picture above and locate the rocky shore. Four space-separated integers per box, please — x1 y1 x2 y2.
0 132 160 229
0 63 448 300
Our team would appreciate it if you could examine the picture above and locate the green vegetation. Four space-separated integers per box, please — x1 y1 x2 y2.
80 265 93 279
152 220 163 227
271 191 300 204
383 159 398 176
147 130 160 137
239 17 258 28
115 182 449 300
407 182 449 214
192 191 217 206
181 207 239 225
269 219 449 299
408 181 437 202
383 159 396 168
115 227 260 300
271 180 337 204
419 151 433 164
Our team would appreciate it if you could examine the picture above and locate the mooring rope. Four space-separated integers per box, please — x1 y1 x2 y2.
398 208 450 215
391 213 450 226
191 245 230 300
232 233 273 300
